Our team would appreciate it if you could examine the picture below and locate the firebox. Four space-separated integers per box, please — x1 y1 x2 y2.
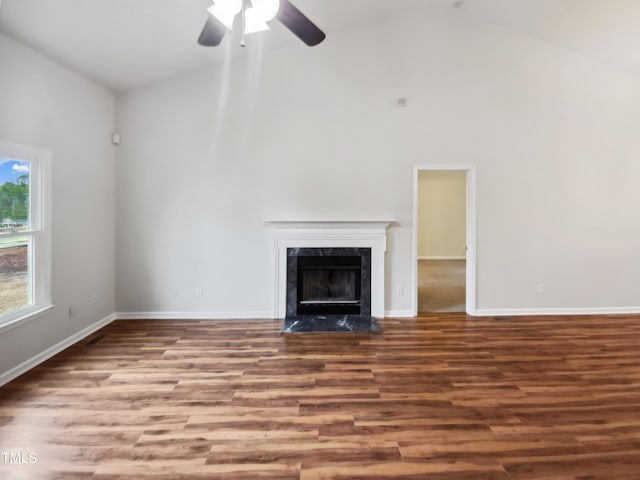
297 255 362 315
285 247 372 320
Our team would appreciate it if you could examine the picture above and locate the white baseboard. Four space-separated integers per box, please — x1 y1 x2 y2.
418 256 466 260
474 307 640 317
0 312 117 387
116 311 275 320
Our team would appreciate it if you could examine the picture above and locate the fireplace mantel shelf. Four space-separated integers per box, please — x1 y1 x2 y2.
265 220 396 229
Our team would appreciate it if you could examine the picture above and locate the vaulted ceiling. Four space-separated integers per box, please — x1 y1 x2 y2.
1 0 639 92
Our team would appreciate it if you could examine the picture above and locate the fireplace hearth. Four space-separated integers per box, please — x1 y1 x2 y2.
283 247 380 333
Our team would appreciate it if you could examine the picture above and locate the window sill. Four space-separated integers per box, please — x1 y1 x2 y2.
0 305 55 335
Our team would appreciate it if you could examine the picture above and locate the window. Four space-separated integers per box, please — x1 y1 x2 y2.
0 140 51 329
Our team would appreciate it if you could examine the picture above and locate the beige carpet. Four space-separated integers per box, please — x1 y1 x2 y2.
418 259 466 313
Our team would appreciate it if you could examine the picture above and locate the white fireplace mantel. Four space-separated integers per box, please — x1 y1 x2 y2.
266 220 394 319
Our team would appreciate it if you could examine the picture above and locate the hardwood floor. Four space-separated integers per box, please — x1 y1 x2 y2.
2 315 640 479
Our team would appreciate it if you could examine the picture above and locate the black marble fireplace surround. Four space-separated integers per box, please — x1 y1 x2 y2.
282 247 380 333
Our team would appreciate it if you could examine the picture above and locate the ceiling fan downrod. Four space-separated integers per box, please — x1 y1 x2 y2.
240 0 247 47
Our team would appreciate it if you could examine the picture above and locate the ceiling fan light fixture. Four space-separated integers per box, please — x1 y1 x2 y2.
244 15 270 34
207 0 242 29
244 0 280 34
254 0 281 22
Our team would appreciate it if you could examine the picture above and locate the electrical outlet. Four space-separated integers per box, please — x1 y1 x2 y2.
174 288 182 297
538 283 546 294
395 286 404 296
195 287 204 297
69 305 77 318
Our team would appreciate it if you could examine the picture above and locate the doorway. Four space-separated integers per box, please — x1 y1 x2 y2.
412 166 476 316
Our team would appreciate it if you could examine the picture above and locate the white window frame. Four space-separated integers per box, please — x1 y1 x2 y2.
0 139 52 331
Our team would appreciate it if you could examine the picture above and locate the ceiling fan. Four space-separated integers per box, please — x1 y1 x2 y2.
198 0 325 48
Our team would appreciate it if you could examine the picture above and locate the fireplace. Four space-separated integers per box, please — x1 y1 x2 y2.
267 220 392 332
287 248 371 317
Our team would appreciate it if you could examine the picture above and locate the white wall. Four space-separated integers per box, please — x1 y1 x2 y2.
417 171 466 259
116 7 640 317
0 33 115 378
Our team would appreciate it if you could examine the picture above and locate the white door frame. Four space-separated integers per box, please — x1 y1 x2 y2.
412 165 477 316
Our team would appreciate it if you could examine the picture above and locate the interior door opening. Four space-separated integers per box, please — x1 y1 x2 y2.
413 166 476 316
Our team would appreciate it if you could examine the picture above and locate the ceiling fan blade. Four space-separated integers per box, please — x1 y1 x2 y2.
277 0 326 46
198 15 227 47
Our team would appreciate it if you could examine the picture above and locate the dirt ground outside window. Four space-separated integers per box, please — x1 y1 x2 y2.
0 245 28 313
